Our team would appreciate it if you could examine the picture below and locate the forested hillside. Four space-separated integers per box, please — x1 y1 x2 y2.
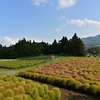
0 33 85 58
81 34 100 49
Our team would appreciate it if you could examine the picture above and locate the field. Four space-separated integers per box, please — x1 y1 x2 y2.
0 56 100 100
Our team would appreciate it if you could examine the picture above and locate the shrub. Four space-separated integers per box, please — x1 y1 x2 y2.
0 86 5 93
30 88 39 99
79 78 87 84
3 97 14 100
87 85 98 95
62 78 68 87
3 89 14 97
67 78 76 88
36 96 43 100
21 94 29 100
12 77 19 82
4 83 11 89
14 95 23 100
10 83 16 89
73 81 82 90
30 82 36 89
79 83 90 93
43 94 50 100
13 88 20 95
48 90 55 100
0 93 4 99
46 75 53 83
21 81 25 86
52 87 61 100
97 86 100 95
42 84 49 94
25 79 32 84
18 86 25 94
0 83 3 87
37 86 45 97
17 77 25 82
15 82 22 87
24 84 31 93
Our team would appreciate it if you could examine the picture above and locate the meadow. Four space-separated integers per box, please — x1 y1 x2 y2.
0 56 100 100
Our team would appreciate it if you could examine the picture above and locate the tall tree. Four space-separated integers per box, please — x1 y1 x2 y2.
51 39 59 54
59 36 69 54
70 33 85 56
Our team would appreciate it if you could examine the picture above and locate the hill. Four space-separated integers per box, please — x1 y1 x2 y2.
81 34 100 49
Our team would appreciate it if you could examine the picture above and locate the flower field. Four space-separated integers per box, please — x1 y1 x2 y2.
0 60 45 69
0 75 61 100
18 57 100 95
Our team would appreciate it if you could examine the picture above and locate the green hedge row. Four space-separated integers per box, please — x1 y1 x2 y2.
18 71 100 96
0 60 45 69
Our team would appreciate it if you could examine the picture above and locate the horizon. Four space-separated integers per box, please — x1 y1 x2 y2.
0 0 100 46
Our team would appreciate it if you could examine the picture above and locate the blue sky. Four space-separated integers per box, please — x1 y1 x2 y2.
0 0 100 46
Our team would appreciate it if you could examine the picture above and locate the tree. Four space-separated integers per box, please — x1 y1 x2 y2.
51 39 59 54
87 47 100 56
59 36 69 54
70 33 85 56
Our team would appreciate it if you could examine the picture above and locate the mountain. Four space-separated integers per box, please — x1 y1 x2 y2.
81 34 100 49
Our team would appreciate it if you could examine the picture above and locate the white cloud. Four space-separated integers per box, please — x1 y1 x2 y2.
55 28 61 32
57 0 77 10
84 19 100 28
58 16 66 20
67 18 100 28
0 36 18 46
67 19 85 26
0 36 44 47
31 0 48 6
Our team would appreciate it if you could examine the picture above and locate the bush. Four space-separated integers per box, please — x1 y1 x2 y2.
10 83 16 89
0 86 5 93
0 93 4 99
21 81 26 86
3 89 14 97
14 95 23 100
88 85 97 95
18 86 25 94
15 82 22 87
12 77 19 82
24 84 31 93
79 83 90 93
67 78 76 88
73 81 82 90
52 87 61 100
13 88 20 95
3 97 14 100
36 96 43 100
37 86 45 97
62 78 68 87
79 78 87 84
48 90 55 100
43 94 50 100
4 83 11 89
97 86 100 95
42 84 49 94
21 94 29 100
25 79 32 84
30 88 39 99
30 82 36 89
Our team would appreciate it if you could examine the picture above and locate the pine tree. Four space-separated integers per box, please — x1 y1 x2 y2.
70 33 85 56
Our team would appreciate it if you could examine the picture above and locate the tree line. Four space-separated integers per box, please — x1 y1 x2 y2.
0 33 85 59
